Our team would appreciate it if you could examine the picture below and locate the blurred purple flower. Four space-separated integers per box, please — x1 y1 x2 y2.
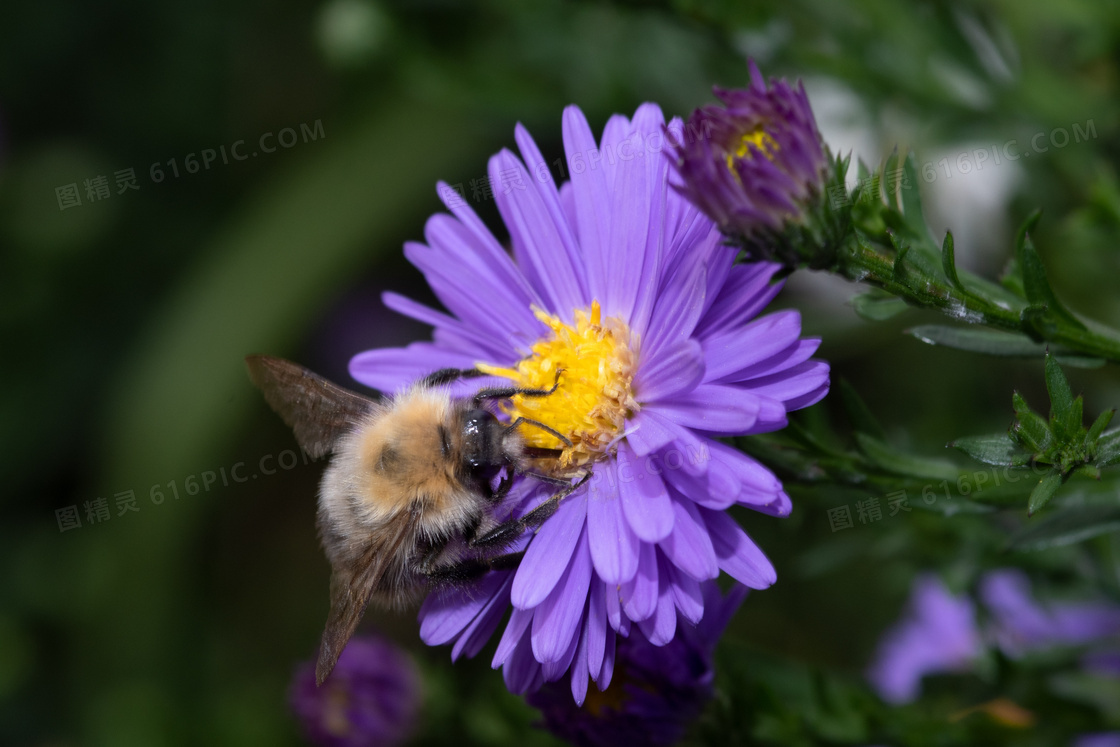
980 569 1120 658
352 102 828 700
867 574 982 704
289 635 421 747
527 582 746 747
668 61 841 268
1073 734 1120 747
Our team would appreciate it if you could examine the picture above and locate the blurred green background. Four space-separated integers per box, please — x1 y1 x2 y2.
2 0 1118 744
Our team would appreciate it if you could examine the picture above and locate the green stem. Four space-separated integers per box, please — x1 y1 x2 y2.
838 235 1120 364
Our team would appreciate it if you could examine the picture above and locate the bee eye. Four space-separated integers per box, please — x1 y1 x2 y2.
462 408 498 468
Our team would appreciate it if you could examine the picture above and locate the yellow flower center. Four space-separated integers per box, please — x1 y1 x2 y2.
476 301 638 473
725 126 779 171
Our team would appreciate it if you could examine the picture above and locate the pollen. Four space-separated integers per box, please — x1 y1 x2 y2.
725 126 779 171
477 301 638 472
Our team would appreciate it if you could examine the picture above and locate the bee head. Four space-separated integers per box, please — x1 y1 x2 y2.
460 408 508 471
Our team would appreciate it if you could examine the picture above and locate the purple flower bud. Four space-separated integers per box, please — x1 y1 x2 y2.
668 61 847 269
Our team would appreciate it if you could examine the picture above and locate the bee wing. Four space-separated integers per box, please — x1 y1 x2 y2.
245 354 377 458
315 514 415 685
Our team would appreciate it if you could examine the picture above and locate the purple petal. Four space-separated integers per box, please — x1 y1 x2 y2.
490 149 587 315
701 310 803 382
503 632 542 695
633 339 705 403
587 463 641 584
645 384 761 434
586 577 608 681
598 623 617 688
625 409 685 458
658 492 719 582
602 112 654 324
349 342 479 394
605 580 625 634
702 507 777 589
667 561 705 624
512 491 588 609
492 606 533 669
696 262 783 339
541 613 582 682
637 553 678 646
531 527 593 665
562 106 612 302
641 260 707 364
621 541 659 622
723 338 821 384
419 570 509 646
618 442 675 543
452 573 517 661
569 614 591 705
741 360 830 404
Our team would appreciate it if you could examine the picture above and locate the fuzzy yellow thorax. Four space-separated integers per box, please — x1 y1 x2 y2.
477 301 638 472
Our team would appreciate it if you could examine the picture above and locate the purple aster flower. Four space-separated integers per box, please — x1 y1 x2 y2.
667 60 847 269
351 102 829 700
867 574 983 704
980 569 1120 658
526 582 746 747
289 635 421 747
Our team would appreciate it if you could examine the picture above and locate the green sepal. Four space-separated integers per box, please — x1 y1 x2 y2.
1027 469 1063 515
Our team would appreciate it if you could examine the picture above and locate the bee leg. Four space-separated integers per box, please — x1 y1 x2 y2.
476 472 515 504
472 369 564 405
468 471 592 550
505 417 572 447
418 367 487 388
423 551 526 586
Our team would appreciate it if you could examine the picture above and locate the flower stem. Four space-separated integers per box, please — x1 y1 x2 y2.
837 234 1120 364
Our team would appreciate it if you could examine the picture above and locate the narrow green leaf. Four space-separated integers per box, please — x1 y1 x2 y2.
1012 391 1032 416
1018 230 1088 331
1011 503 1120 550
909 326 1046 356
1010 410 1054 454
1044 352 1078 437
837 379 886 440
1086 408 1114 445
1073 464 1101 480
1027 470 1063 515
851 292 909 321
853 432 958 480
940 232 965 291
949 434 1031 466
1096 430 1120 467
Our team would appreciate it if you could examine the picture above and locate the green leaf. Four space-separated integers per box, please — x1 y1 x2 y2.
1044 352 1079 438
1096 430 1120 467
909 325 1046 356
853 432 958 480
1027 470 1063 515
1017 226 1088 332
1010 410 1053 454
1011 503 1120 550
837 379 886 440
940 231 965 291
949 434 1031 466
1086 409 1115 446
851 292 909 321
